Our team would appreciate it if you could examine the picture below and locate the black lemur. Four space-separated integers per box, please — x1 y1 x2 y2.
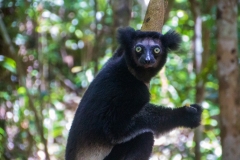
65 27 202 160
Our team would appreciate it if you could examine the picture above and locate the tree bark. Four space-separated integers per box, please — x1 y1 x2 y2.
110 0 132 47
189 1 203 159
216 0 240 159
111 0 132 28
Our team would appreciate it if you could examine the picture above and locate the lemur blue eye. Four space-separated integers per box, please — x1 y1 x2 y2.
135 46 142 53
154 47 161 54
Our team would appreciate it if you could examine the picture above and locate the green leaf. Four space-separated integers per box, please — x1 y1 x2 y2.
17 87 27 95
0 56 16 73
0 92 10 100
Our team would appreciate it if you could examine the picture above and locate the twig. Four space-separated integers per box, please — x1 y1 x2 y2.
0 12 50 160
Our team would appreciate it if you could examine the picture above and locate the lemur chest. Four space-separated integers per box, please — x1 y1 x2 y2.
76 145 113 160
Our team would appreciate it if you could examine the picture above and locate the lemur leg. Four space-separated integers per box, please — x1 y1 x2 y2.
104 132 154 160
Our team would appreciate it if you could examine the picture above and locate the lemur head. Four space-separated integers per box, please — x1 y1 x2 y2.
117 27 181 83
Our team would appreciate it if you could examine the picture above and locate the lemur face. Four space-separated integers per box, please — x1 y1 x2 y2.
132 38 163 68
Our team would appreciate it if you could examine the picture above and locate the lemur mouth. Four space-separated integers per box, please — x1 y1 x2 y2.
143 64 154 68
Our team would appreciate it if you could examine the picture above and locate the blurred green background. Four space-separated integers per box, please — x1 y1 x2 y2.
0 0 239 160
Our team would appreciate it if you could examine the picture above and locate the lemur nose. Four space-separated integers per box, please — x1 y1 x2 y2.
144 55 152 64
144 59 151 64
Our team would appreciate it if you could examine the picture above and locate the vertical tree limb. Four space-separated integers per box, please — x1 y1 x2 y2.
0 13 50 160
141 0 168 32
110 0 132 50
216 0 240 159
188 1 203 159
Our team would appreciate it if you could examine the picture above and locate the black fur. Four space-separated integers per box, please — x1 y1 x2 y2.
65 27 202 160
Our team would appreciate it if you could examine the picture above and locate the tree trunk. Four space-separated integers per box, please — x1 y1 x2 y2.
189 1 203 159
110 0 132 50
111 0 132 28
189 0 215 158
216 0 240 159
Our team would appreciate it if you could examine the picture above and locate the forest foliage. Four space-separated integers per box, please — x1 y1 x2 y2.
0 0 239 160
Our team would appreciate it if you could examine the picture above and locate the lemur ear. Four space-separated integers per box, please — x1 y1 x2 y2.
117 27 136 48
161 30 182 51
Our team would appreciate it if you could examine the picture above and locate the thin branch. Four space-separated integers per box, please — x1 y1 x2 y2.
0 13 50 160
